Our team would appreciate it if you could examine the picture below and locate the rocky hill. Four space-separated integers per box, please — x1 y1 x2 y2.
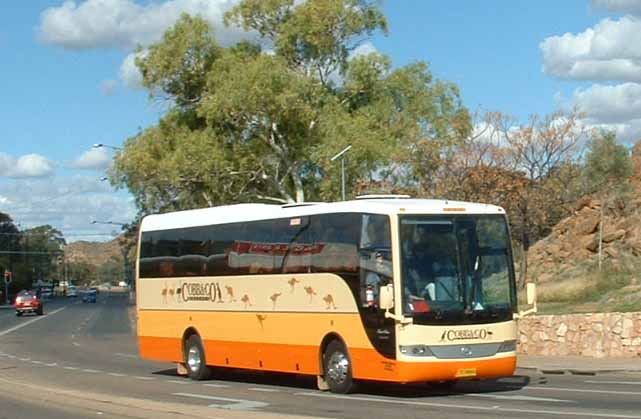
527 142 641 312
65 238 125 267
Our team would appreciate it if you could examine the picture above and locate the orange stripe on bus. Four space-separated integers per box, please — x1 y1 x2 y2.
138 335 515 382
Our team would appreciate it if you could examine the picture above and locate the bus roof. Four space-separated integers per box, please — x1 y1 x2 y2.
140 198 505 232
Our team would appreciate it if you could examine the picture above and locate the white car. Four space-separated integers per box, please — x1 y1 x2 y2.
67 286 78 297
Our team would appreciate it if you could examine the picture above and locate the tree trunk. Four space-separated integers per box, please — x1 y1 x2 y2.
519 238 528 289
291 169 305 203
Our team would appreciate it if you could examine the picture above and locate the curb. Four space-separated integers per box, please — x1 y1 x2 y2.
517 366 641 376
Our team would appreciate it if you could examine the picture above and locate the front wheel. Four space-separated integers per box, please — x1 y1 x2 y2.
15 311 22 317
323 340 356 394
184 335 211 381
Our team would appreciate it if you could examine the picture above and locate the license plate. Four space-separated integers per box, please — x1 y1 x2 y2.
455 368 477 378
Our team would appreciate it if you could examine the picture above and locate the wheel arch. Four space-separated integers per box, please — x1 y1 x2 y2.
181 327 201 359
318 332 351 375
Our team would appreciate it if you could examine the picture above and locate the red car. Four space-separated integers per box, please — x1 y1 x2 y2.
14 290 44 316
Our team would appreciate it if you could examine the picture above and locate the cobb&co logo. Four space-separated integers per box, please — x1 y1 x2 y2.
440 328 492 342
180 282 223 302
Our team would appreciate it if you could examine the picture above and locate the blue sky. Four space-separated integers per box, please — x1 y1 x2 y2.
1 0 640 241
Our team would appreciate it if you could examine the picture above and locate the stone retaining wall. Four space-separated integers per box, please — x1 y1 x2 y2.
517 312 641 358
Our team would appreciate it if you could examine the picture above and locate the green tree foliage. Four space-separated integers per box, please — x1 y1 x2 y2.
584 131 632 193
111 2 470 211
583 130 632 271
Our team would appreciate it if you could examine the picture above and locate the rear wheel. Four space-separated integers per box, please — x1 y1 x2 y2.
37 307 44 316
184 335 211 380
323 340 355 394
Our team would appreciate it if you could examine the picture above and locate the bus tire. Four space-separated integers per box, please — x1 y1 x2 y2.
323 340 355 394
184 335 211 381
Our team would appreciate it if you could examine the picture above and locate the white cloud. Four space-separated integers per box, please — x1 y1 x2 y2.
0 153 55 178
38 0 254 50
0 176 136 243
101 79 118 95
350 41 378 58
574 83 641 123
119 51 144 89
592 0 641 15
540 16 641 83
69 147 112 170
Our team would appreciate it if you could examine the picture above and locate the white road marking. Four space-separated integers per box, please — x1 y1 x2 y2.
295 391 641 419
114 353 137 359
173 392 269 411
44 362 57 367
585 380 641 386
167 380 188 385
31 360 43 365
72 342 81 347
247 387 280 393
7 355 16 359
133 376 155 381
82 369 101 373
63 366 79 371
0 307 66 337
108 373 126 377
203 383 231 388
466 393 573 403
19 358 30 361
526 386 641 397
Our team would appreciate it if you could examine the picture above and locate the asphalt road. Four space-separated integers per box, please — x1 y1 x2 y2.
1 292 640 419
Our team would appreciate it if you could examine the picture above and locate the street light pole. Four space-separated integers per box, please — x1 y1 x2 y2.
93 143 122 151
330 145 352 201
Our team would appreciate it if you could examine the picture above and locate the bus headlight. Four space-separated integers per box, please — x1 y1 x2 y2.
399 345 434 357
497 340 517 353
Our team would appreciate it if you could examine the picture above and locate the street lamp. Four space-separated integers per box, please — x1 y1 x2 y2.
91 220 126 226
93 143 122 151
330 145 352 201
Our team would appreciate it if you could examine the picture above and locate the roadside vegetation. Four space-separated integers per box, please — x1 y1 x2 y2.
2 1 639 314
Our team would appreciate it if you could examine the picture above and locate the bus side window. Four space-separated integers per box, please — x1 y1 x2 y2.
311 214 360 273
277 217 311 274
359 214 393 307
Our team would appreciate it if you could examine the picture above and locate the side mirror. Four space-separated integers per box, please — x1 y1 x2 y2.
526 282 537 305
379 284 394 310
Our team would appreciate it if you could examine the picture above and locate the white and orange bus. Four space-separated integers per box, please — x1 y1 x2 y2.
136 196 533 393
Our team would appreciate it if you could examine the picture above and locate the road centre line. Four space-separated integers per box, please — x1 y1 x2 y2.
203 383 231 388
295 391 641 419
82 369 101 373
465 393 573 403
108 373 127 377
173 393 269 411
63 367 79 371
167 380 188 385
0 307 66 337
525 385 641 397
585 380 641 386
114 353 137 359
133 376 155 381
247 387 280 393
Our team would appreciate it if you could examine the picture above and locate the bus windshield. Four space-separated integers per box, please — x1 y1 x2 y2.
400 215 516 324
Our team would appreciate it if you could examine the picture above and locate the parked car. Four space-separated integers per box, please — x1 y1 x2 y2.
67 285 78 297
14 290 44 316
82 288 97 303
